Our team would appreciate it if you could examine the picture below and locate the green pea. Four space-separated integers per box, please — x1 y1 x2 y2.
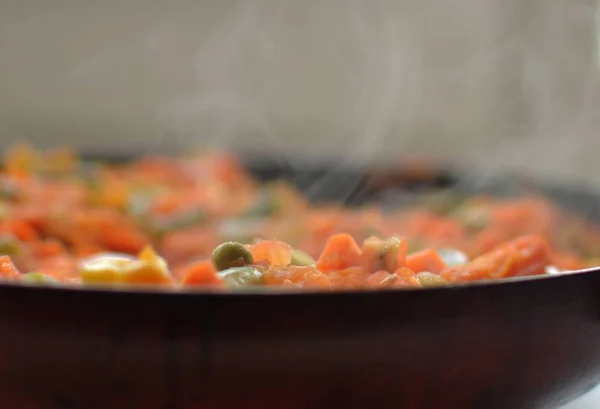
211 241 254 271
416 272 448 287
21 272 59 285
0 234 20 255
217 266 264 287
290 249 316 266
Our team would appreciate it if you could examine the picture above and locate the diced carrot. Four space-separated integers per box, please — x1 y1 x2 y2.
265 265 331 288
307 209 341 240
326 266 367 289
99 224 148 254
549 251 586 271
180 260 222 286
72 243 104 258
474 228 507 254
392 238 408 269
12 205 47 230
364 270 393 288
317 233 362 273
1 219 39 242
37 256 79 280
249 240 293 266
360 236 408 273
0 256 20 279
441 235 550 282
394 267 421 287
302 268 331 288
264 266 306 285
360 237 385 274
32 240 64 258
160 228 219 266
405 249 447 274
491 202 530 229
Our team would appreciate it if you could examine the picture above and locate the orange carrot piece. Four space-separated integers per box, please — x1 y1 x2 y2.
249 240 293 266
326 266 367 288
301 268 331 288
474 228 508 255
180 260 222 286
364 270 393 288
264 266 331 288
394 267 421 287
360 236 408 273
37 256 79 280
394 238 408 268
0 256 20 279
316 233 362 273
360 237 385 274
549 251 586 271
2 219 39 242
441 235 550 282
33 240 64 258
264 266 308 285
405 249 447 274
99 224 148 254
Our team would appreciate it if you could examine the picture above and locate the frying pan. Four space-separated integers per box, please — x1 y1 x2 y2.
0 159 600 409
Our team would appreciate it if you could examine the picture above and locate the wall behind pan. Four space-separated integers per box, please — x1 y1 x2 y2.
0 0 598 186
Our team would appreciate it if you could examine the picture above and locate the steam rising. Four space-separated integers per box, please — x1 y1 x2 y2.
159 1 502 167
155 1 599 191
5 1 595 188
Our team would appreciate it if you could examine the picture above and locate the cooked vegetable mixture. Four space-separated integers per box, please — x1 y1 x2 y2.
0 143 598 290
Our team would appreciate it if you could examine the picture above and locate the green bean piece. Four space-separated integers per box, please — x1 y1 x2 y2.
217 266 265 287
21 272 59 285
290 249 316 266
416 272 448 287
381 237 403 272
211 241 254 271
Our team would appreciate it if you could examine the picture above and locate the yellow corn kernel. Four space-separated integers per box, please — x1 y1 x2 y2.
80 258 129 284
120 261 172 284
137 245 164 265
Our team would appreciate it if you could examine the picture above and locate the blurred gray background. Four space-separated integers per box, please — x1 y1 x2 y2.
1 1 600 407
0 0 598 189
